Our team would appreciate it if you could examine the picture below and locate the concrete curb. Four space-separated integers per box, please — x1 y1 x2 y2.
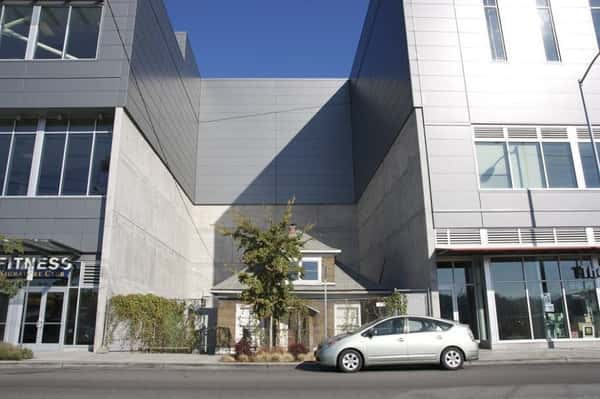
1 358 600 370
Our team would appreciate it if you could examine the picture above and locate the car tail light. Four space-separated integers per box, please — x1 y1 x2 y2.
467 329 475 342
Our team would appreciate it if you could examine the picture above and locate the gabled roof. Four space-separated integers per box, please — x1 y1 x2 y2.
212 262 387 294
299 232 341 254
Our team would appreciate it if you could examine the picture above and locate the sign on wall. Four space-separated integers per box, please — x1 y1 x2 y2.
0 256 74 279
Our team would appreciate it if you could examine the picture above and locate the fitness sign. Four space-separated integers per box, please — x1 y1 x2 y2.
0 256 74 279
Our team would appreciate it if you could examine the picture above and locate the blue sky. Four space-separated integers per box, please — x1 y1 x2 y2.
163 0 369 78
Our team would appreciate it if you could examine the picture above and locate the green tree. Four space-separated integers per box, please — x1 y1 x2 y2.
0 235 24 298
220 199 310 349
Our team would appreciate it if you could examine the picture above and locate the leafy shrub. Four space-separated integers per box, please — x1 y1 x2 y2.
235 337 253 358
288 342 308 359
108 294 197 352
219 355 236 363
0 343 34 361
297 352 315 362
280 353 295 362
237 354 250 362
253 351 269 362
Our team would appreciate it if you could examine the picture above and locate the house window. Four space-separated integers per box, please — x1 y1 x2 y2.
475 137 578 189
483 0 507 61
536 0 561 61
590 0 600 48
334 304 361 335
291 257 322 283
0 117 112 197
0 3 102 60
0 5 34 59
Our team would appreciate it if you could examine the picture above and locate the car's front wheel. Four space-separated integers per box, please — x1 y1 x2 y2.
338 349 363 373
440 347 464 370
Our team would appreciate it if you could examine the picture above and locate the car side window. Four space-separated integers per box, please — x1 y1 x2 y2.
371 318 405 336
407 318 452 334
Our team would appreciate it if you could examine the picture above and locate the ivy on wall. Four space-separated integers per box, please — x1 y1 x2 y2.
0 235 24 298
108 294 198 352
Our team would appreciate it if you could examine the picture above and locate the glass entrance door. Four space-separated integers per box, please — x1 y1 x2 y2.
437 261 487 341
21 290 67 346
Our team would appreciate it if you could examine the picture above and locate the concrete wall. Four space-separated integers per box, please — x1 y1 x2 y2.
193 204 359 286
196 79 354 205
405 0 600 228
357 110 434 290
126 0 201 199
95 108 212 350
350 0 414 199
0 0 135 109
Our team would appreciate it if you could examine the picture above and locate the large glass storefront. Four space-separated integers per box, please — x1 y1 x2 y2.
1 262 99 347
490 257 600 341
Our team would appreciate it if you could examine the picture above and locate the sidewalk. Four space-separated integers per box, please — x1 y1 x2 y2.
0 348 599 369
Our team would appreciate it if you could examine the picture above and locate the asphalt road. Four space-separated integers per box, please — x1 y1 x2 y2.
1 363 599 399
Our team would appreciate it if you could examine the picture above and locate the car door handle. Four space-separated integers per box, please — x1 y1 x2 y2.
436 335 443 340
398 337 405 342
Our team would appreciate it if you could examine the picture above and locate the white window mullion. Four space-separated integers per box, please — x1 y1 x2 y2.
0 6 5 35
25 5 42 60
61 6 73 59
539 138 551 189
58 121 71 195
569 127 587 189
505 140 515 189
26 118 46 196
1 122 16 196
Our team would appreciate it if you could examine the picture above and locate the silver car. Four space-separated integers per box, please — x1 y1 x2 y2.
316 315 479 373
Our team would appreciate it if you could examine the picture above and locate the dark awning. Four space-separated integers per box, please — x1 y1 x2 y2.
436 246 600 256
18 239 81 258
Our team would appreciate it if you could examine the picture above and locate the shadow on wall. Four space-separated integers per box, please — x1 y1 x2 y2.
205 83 358 286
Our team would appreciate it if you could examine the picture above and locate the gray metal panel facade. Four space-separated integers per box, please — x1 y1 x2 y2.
196 79 355 205
407 0 600 229
0 0 136 109
0 198 105 254
126 0 201 199
350 0 414 200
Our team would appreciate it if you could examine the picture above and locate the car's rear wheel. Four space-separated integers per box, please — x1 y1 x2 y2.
441 347 464 370
338 349 362 373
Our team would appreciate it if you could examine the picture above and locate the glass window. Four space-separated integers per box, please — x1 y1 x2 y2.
0 134 11 192
64 6 102 59
509 143 546 188
494 281 532 340
564 280 600 339
37 134 66 195
490 259 524 282
591 0 600 49
483 0 507 61
0 293 8 341
5 134 35 196
542 143 577 188
300 259 319 281
61 134 93 195
0 5 33 59
64 288 78 345
579 142 600 188
536 0 561 61
76 289 98 345
89 134 111 195
476 142 512 188
408 317 452 333
372 318 405 336
34 7 70 59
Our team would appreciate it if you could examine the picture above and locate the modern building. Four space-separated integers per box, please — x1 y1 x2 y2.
0 0 599 353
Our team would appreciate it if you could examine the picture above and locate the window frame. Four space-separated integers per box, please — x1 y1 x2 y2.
0 3 103 62
0 117 112 198
536 0 562 62
577 138 600 189
473 127 587 191
292 256 322 285
0 4 36 60
482 0 508 62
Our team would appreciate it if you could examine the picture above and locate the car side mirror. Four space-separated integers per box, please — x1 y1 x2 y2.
364 330 374 338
